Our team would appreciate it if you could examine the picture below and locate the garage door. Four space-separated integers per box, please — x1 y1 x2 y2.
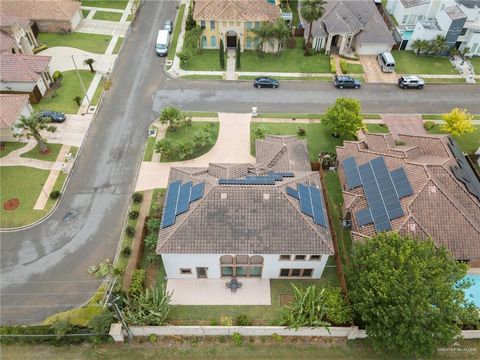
357 44 392 55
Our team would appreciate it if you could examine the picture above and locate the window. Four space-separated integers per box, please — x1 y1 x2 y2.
250 267 262 277
246 36 252 49
200 20 206 29
230 21 234 26
180 268 192 274
220 255 264 277
279 255 291 261
210 35 217 47
279 269 314 277
309 255 321 261
302 269 313 277
210 20 215 30
222 266 234 276
201 35 207 48
460 28 468 36
236 267 247 276
255 21 261 28
246 21 253 29
280 268 290 277
291 269 301 276
402 15 408 24
294 255 306 261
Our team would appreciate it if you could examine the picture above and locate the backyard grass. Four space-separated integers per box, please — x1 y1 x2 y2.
143 133 156 161
365 124 389 133
469 56 480 74
32 70 95 114
391 51 458 74
20 143 63 162
0 141 27 158
81 9 90 17
160 122 220 162
251 122 352 161
112 37 124 54
167 4 185 61
37 32 112 54
81 0 128 9
181 49 223 71
91 77 106 106
241 41 330 73
427 125 480 154
92 10 122 21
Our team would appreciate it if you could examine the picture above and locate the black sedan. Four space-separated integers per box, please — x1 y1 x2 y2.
254 77 279 88
39 111 66 123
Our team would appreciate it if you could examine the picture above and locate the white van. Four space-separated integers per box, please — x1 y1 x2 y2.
377 52 395 73
155 29 169 57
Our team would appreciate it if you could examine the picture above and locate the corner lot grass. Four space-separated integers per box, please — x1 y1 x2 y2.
427 125 480 154
143 133 156 161
112 37 124 54
20 143 63 162
241 42 330 73
392 51 458 74
251 122 351 161
92 10 122 21
37 32 112 54
32 70 95 114
0 142 27 158
181 49 223 71
81 0 128 9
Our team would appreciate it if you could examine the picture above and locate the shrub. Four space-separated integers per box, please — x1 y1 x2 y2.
297 127 306 136
323 287 353 325
271 333 283 343
395 139 407 146
330 56 336 74
52 319 72 338
88 310 114 334
128 210 139 219
209 319 218 326
112 267 123 276
220 316 233 326
149 334 157 343
219 335 227 343
236 315 252 326
121 246 131 257
424 120 435 130
129 269 146 295
49 190 61 200
0 324 97 345
132 192 143 203
125 225 136 237
232 332 243 346
340 59 349 74
52 70 63 81
122 285 172 326
33 44 48 54
185 117 192 127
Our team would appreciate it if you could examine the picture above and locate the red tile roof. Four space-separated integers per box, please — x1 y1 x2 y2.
0 53 51 82
336 133 480 261
0 94 29 128
0 13 31 29
194 0 281 22
0 0 80 22
0 30 16 52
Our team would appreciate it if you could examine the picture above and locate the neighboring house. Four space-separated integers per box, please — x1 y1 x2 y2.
156 136 334 280
0 53 53 104
386 0 480 55
0 93 32 142
193 0 281 52
301 0 396 56
336 133 480 262
0 0 82 33
0 13 38 54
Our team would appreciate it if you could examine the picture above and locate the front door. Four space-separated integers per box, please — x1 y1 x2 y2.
196 267 208 278
226 35 236 48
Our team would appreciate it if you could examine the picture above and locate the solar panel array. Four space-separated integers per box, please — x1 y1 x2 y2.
448 137 480 201
161 180 205 229
218 172 293 186
286 183 326 227
341 156 414 233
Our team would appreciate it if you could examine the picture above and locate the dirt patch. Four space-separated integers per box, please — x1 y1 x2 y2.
3 198 19 211
280 294 295 306
0 143 5 151
145 262 158 289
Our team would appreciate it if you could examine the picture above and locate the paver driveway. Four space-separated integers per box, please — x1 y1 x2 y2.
382 114 427 138
361 56 398 83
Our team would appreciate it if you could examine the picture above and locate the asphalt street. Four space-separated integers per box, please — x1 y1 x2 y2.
1 0 480 324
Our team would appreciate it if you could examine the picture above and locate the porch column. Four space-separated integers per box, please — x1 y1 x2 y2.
325 34 333 54
339 34 347 56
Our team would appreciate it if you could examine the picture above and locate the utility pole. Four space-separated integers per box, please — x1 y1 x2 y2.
71 55 90 104
107 296 133 340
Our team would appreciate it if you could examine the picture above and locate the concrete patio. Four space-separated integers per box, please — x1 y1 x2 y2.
167 278 271 305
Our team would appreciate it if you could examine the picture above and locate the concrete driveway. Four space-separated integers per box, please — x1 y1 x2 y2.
40 47 117 73
382 114 427 138
44 114 93 148
135 113 255 191
360 56 398 83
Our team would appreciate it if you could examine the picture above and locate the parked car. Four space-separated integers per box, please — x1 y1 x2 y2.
155 29 170 56
39 111 66 123
164 19 173 34
333 75 361 89
254 77 279 88
398 75 425 89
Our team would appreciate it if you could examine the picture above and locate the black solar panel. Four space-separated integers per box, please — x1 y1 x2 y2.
298 184 313 216
286 186 299 199
176 181 192 215
356 208 373 226
161 180 181 228
310 186 326 227
286 183 327 228
390 168 413 198
342 156 362 189
190 183 204 202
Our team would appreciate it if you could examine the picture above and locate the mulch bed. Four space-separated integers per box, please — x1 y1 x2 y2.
3 198 19 211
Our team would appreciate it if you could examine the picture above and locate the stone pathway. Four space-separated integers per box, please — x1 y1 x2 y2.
226 49 236 80
450 55 476 83
381 114 427 138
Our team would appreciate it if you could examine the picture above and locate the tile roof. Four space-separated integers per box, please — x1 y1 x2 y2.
0 13 31 29
0 53 51 82
0 0 80 22
255 135 311 172
0 31 16 52
336 133 480 261
193 0 281 22
157 136 333 255
0 94 29 128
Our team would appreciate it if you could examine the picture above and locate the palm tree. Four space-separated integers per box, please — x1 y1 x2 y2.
83 58 95 72
300 0 326 46
252 22 275 54
272 18 291 54
411 39 428 57
12 113 56 153
432 35 447 56
176 48 192 68
159 106 185 131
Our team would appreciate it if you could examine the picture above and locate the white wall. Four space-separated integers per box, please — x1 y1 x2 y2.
390 1 430 25
262 254 329 278
356 43 392 55
71 10 82 31
0 81 35 92
407 21 445 49
436 7 453 32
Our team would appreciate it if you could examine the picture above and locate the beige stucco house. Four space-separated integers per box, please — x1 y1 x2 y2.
0 94 33 142
0 13 38 55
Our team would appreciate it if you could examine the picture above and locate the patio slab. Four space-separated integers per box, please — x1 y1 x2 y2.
167 278 271 305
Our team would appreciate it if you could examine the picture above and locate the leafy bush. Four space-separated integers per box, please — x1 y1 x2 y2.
297 127 306 136
121 246 131 257
323 287 353 325
52 319 72 338
125 225 136 237
52 70 63 81
49 190 61 200
424 120 435 130
149 334 158 343
88 310 114 335
271 333 283 343
129 269 146 296
128 210 139 219
232 332 243 346
395 139 406 146
88 258 112 278
33 44 48 54
220 316 233 326
235 315 252 326
210 319 218 326
122 285 172 326
132 192 143 203
0 325 97 345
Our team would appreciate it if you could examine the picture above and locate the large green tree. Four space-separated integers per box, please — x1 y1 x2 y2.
12 113 56 152
300 0 326 46
322 97 364 138
159 106 185 131
348 232 473 358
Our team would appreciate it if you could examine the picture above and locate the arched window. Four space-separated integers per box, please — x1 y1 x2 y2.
201 35 207 48
211 35 217 48
220 255 234 264
246 36 252 49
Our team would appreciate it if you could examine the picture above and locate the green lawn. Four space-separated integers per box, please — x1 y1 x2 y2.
81 0 128 9
37 32 112 54
81 9 90 17
424 77 466 83
160 122 220 162
241 42 330 73
91 77 106 106
143 133 156 161
256 113 382 120
469 57 480 74
20 143 63 162
0 166 66 228
183 111 218 117
180 75 224 80
0 142 27 158
342 62 364 74
365 124 389 133
181 49 223 71
251 122 352 161
32 70 95 114
112 37 124 54
392 51 458 74
92 10 122 21
427 125 480 154
422 114 480 120
168 4 185 61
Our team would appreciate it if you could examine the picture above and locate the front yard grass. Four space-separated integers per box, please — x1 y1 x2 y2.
181 49 223 71
81 0 128 9
365 124 389 133
342 62 364 74
91 77 106 106
81 9 90 17
469 57 480 74
20 143 63 162
241 41 330 73
112 37 124 54
143 133 156 161
0 142 27 158
92 10 122 21
37 32 112 54
391 50 458 74
32 70 95 114
167 4 185 61
427 125 480 154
